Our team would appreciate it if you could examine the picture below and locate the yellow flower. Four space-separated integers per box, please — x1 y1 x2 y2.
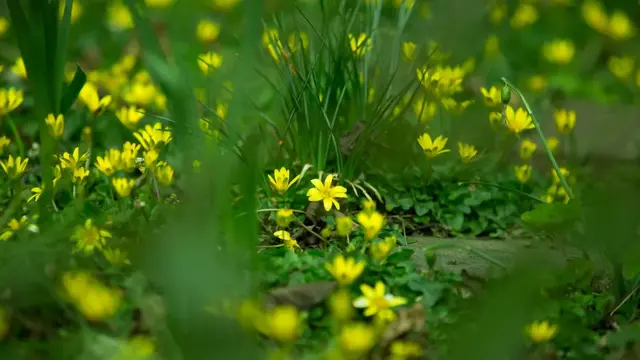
276 208 294 228
510 3 538 29
457 142 478 162
329 289 354 322
1 155 28 179
62 272 122 322
133 123 173 150
96 152 118 177
356 210 385 240
102 247 131 267
402 41 417 61
542 39 575 64
144 0 174 8
45 113 64 139
274 230 300 252
306 174 348 211
484 34 500 59
143 149 159 169
325 255 365 286
71 219 112 254
112 335 156 360
348 33 372 57
504 105 534 134
236 298 263 330
0 17 8 37
197 19 221 42
554 108 576 134
413 98 437 123
353 281 407 322
608 55 634 80
28 186 44 203
526 74 548 93
122 81 158 107
0 305 8 341
59 0 83 24
417 133 450 158
122 142 141 170
116 106 145 130
514 164 532 184
336 216 354 237
581 0 608 33
268 167 300 193
520 139 537 160
0 216 29 241
390 340 423 359
79 82 112 116
0 136 10 154
552 167 570 184
370 236 397 262
52 164 62 184
489 1 507 24
607 10 635 40
11 58 26 79
362 199 376 213
108 2 134 30
547 136 560 153
72 167 89 183
112 177 135 197
81 126 92 143
287 32 309 52
320 225 333 239
261 305 301 343
525 321 558 343
198 51 223 75
0 87 24 116
59 147 89 170
212 0 241 11
339 323 376 356
489 111 503 129
155 161 174 185
440 98 474 115
480 86 501 107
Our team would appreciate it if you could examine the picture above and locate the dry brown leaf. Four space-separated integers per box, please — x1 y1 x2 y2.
264 281 337 310
340 122 366 157
379 301 426 349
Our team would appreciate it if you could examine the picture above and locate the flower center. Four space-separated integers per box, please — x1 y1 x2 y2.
83 228 100 246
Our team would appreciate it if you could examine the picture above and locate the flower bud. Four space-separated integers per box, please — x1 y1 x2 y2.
424 248 437 268
501 84 511 105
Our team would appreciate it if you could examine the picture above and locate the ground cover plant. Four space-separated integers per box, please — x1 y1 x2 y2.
0 0 640 359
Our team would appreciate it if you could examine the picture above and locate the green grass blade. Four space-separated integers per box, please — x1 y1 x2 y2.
60 65 87 114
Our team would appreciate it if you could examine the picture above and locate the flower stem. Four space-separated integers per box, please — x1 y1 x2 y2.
5 114 25 158
500 77 574 200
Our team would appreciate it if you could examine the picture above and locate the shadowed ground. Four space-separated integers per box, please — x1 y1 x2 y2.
407 236 586 279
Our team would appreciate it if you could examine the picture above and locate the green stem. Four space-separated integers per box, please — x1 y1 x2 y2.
501 77 574 200
424 242 508 269
5 114 25 158
459 181 545 203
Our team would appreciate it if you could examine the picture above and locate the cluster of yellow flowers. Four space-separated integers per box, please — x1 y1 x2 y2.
262 165 417 355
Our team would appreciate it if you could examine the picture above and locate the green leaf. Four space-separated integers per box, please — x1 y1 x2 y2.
446 213 464 231
387 248 415 264
54 0 74 113
520 202 580 234
414 202 431 216
60 65 87 114
606 322 640 348
407 274 444 308
398 197 413 210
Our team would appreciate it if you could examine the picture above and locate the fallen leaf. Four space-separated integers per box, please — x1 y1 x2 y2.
264 281 337 310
